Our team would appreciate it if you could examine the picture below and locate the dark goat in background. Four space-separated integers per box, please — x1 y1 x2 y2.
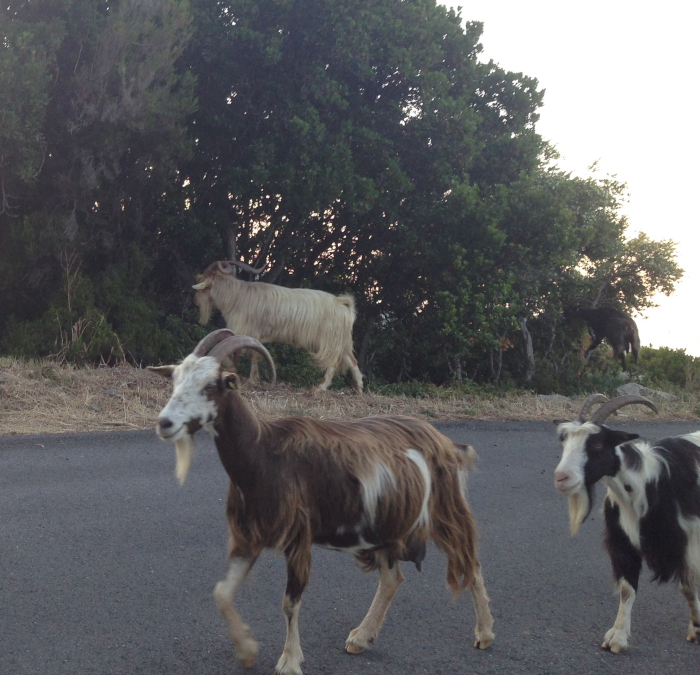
564 305 640 370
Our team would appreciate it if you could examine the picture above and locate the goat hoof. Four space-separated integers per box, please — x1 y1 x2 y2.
274 653 303 675
345 643 365 654
235 636 259 667
602 639 625 654
602 626 628 654
345 628 369 654
474 632 495 649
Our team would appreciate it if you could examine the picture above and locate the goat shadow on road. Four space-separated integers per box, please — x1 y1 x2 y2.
0 419 698 675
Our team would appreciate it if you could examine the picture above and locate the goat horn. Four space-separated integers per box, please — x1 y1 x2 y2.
578 394 609 422
590 395 658 424
217 260 233 275
208 335 276 384
230 259 266 275
192 329 236 357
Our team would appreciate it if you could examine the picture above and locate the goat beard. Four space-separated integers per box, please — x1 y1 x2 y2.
174 435 195 485
196 292 213 326
568 485 593 535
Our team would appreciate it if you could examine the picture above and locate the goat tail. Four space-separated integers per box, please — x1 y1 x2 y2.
431 467 479 594
308 294 358 371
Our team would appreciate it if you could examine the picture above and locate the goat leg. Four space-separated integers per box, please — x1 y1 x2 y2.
585 335 603 361
603 502 642 653
469 561 495 649
345 552 404 654
213 553 259 666
317 366 336 391
602 498 642 654
275 547 310 675
602 578 638 653
343 354 364 393
680 581 700 644
249 351 261 384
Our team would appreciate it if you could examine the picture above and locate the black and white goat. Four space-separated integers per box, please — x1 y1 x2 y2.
554 394 700 653
149 329 494 675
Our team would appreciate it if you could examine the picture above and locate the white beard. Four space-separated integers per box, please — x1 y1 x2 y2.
568 491 590 535
174 434 195 485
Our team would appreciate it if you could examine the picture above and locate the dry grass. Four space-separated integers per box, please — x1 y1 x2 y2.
1 357 698 436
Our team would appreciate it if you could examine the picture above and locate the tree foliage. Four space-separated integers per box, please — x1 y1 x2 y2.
0 0 683 390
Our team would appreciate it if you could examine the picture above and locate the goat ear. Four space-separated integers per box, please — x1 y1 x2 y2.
609 430 640 445
192 280 211 290
147 365 176 379
222 372 241 390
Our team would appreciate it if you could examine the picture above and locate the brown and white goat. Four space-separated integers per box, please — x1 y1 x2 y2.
149 329 494 675
192 260 363 392
555 394 700 653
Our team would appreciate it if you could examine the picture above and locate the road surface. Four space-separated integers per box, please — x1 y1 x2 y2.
1 420 699 674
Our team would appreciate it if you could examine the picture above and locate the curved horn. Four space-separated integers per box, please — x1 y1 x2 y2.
208 335 276 384
578 393 609 422
217 260 234 275
192 329 236 357
591 395 658 424
230 259 267 275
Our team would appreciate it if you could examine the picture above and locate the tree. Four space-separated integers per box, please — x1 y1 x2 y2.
0 0 683 388
0 0 197 362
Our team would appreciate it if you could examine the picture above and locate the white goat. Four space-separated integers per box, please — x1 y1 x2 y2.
554 394 700 653
149 329 494 675
192 260 363 391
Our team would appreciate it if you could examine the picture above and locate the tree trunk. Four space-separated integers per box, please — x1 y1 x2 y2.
519 315 535 382
227 226 237 277
454 355 463 383
591 281 608 308
357 316 375 374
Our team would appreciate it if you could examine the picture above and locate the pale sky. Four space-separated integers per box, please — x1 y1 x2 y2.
442 1 700 356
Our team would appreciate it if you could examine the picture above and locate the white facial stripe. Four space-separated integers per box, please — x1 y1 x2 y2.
158 355 220 438
406 448 431 532
361 461 397 526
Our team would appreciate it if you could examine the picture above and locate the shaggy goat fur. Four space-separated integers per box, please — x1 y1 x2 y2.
151 332 494 675
564 305 640 370
193 261 363 391
555 419 700 653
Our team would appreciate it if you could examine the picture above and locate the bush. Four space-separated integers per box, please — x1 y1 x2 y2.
636 346 700 391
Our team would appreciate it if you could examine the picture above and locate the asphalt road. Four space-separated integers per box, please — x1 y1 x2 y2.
2 419 699 675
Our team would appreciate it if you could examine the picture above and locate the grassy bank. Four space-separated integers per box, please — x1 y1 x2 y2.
1 357 697 436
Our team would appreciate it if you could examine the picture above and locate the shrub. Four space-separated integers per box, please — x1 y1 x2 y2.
637 346 700 391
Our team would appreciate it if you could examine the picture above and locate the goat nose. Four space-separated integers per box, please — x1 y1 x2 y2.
554 470 570 485
158 417 174 430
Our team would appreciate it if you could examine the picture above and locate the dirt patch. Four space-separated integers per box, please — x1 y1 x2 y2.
1 358 697 436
